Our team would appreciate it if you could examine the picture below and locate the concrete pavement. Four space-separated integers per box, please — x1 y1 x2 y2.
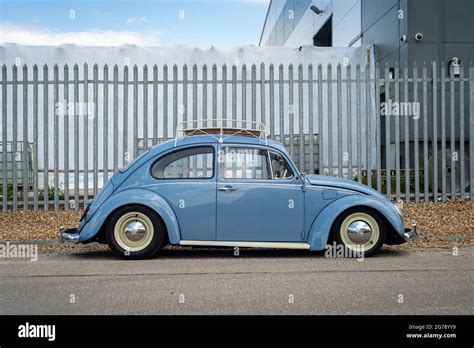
0 246 472 315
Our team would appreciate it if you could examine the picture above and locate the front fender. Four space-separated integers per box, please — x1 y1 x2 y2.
306 194 404 250
78 188 181 244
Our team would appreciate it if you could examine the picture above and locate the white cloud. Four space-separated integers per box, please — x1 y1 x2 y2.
0 23 160 46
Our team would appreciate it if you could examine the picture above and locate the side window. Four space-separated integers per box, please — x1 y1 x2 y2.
151 146 214 179
269 151 293 180
220 147 271 180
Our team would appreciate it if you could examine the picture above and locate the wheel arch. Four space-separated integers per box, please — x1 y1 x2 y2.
78 188 181 245
95 203 171 245
306 194 404 250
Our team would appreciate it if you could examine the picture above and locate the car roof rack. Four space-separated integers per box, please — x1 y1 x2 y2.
174 119 267 146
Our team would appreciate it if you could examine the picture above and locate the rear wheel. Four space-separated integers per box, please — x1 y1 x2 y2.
106 205 165 259
331 208 386 256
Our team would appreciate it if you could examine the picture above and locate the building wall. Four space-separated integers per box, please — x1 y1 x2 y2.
260 0 473 175
361 0 399 65
406 0 474 66
260 0 474 67
260 0 362 48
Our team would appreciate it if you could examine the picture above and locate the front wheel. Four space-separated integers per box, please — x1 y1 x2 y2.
331 208 386 257
106 205 165 259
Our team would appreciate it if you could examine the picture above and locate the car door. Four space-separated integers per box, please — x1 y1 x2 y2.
148 145 216 241
216 145 304 242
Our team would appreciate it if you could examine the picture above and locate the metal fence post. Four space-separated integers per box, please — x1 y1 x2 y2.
298 63 304 173
279 64 284 144
33 65 39 212
232 64 237 127
212 64 217 128
308 64 314 174
42 64 48 212
441 62 447 201
384 64 391 198
356 64 362 184
242 64 247 124
347 63 353 180
73 64 79 211
449 61 456 200
413 63 420 203
93 63 99 197
172 64 177 138
288 64 294 162
432 62 439 202
133 64 138 158
470 64 474 201
366 63 372 188
318 64 323 175
64 64 69 210
163 64 169 139
113 65 118 172
336 64 342 178
83 63 89 207
53 64 59 211
260 63 266 127
152 64 158 144
423 63 429 201
22 64 29 212
403 63 410 201
123 64 129 168
222 64 227 125
143 64 148 149
1 65 7 213
327 64 332 177
394 63 400 201
12 65 18 213
269 64 275 139
375 64 382 192
103 64 109 183
459 64 465 199
202 64 208 127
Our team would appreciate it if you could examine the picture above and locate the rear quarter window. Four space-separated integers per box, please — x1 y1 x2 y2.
151 146 214 179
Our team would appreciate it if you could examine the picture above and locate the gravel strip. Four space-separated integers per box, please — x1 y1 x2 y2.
0 201 472 249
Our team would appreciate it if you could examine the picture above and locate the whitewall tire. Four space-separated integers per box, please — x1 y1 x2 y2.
332 208 386 256
106 205 165 259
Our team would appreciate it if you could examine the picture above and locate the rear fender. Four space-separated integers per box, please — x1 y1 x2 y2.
78 188 180 244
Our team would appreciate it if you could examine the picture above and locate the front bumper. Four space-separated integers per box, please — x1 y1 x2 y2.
403 224 419 242
58 227 80 244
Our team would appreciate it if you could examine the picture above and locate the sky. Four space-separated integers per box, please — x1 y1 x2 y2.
0 0 270 47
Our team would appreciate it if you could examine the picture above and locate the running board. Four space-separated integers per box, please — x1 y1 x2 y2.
179 240 311 250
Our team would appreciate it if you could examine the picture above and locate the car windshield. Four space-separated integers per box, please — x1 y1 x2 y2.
118 150 150 173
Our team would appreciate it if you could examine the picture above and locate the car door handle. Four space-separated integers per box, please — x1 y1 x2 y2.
218 186 237 192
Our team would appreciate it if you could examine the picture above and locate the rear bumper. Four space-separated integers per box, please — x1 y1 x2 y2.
403 224 419 242
58 227 80 244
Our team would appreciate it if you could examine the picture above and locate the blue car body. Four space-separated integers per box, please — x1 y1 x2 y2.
71 134 409 251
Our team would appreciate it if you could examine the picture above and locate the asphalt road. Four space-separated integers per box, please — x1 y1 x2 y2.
0 246 472 315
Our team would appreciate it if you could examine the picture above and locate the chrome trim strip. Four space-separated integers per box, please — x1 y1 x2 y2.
180 240 311 250
217 182 302 188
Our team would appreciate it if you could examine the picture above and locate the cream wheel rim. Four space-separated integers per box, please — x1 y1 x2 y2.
114 212 154 252
340 212 380 253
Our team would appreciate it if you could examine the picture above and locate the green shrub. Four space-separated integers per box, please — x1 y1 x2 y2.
353 170 425 195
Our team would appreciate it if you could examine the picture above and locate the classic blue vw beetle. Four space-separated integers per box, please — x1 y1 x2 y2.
59 121 418 259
